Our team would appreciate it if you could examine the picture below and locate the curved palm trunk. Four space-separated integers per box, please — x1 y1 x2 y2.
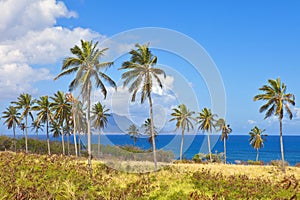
256 148 259 162
134 137 137 146
97 129 101 158
180 129 184 161
148 95 157 171
25 115 28 153
279 119 285 172
46 115 51 155
73 113 78 157
13 122 16 152
223 139 226 164
87 85 93 178
207 132 212 161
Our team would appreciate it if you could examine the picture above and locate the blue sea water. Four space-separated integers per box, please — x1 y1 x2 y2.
21 134 300 166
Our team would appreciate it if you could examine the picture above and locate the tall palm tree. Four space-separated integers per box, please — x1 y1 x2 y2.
254 77 295 170
91 102 110 158
119 43 166 171
215 118 232 164
32 96 52 155
142 118 158 149
126 124 140 146
197 108 217 162
170 104 195 161
54 40 116 177
2 106 20 152
249 126 268 161
12 93 35 153
66 93 84 157
51 91 71 155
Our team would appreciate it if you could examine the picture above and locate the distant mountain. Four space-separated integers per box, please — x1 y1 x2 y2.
103 113 135 133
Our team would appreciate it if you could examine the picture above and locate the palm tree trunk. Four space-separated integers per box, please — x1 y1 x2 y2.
207 132 212 162
97 129 101 158
67 132 70 155
61 127 65 155
73 113 78 157
148 95 157 171
46 115 51 155
224 139 226 164
25 115 28 153
87 85 93 178
13 122 16 152
256 149 259 162
180 128 184 161
134 137 136 146
279 118 285 172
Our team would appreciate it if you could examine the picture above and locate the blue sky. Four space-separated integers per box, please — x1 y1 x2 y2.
0 0 300 135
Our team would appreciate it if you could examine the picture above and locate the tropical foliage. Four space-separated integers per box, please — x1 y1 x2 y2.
170 104 195 161
126 124 140 146
54 40 116 177
215 118 232 164
2 106 20 151
196 108 217 161
119 43 166 171
254 77 295 171
249 126 268 161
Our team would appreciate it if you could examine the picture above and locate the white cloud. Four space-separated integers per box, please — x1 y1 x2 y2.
0 0 101 100
247 120 257 125
293 107 300 119
0 0 77 40
0 63 52 100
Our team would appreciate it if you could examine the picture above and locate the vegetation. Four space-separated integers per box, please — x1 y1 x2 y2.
170 104 195 161
2 106 20 152
196 108 217 162
119 43 166 171
0 152 299 199
126 124 141 146
91 102 110 158
254 77 295 171
249 126 268 162
215 118 232 164
54 40 116 177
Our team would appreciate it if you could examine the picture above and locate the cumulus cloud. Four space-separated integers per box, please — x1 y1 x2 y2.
0 0 101 101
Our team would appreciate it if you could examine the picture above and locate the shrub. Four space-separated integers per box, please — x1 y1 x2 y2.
0 136 13 151
270 160 289 167
247 160 264 165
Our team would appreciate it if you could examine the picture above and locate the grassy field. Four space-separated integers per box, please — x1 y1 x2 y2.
0 151 299 199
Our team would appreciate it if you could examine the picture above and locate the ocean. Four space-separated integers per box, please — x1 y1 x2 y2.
17 134 300 166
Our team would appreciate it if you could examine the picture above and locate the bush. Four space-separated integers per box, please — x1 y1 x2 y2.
247 160 264 165
270 160 289 167
0 136 13 151
192 152 224 163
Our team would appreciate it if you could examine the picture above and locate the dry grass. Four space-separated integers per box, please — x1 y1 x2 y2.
173 163 300 180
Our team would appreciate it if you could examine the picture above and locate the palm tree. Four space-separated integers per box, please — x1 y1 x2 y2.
142 118 158 149
215 118 232 164
32 96 52 155
91 102 110 158
119 43 166 171
66 93 84 157
249 126 268 161
51 91 71 155
126 124 140 146
197 108 217 162
2 106 20 152
54 40 116 177
12 93 35 153
31 120 44 139
254 77 295 170
170 104 195 161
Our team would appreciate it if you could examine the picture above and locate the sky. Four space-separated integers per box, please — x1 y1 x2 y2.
0 0 300 135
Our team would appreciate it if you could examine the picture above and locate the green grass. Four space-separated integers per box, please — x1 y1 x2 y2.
0 152 299 199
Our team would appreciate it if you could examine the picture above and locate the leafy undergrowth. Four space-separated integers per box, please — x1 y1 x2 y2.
0 152 299 200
